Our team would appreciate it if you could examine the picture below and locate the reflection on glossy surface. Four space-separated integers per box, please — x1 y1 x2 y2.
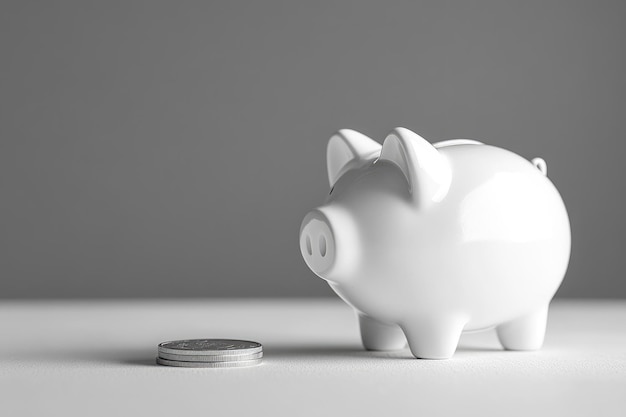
460 172 555 243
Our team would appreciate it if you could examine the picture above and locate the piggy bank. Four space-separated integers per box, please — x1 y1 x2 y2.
299 127 570 359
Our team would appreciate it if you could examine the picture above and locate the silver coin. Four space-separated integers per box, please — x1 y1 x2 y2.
156 357 262 368
158 339 262 356
158 351 263 362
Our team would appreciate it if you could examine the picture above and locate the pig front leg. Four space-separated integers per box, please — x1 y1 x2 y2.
401 316 467 359
496 306 549 350
358 314 407 351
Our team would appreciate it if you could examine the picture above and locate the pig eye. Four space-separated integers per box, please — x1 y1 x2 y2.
329 186 335 195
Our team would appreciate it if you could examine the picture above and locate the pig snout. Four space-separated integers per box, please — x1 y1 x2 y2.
299 206 360 283
300 209 336 277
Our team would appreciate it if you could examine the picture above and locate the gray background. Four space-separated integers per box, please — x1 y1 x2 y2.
1 1 624 299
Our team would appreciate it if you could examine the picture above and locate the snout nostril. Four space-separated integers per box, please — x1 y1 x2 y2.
305 235 312 256
319 235 327 257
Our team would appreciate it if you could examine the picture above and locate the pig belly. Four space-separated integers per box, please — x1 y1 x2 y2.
459 241 567 330
332 239 568 332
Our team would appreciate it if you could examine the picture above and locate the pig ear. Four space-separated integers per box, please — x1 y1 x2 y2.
327 129 381 187
379 127 451 204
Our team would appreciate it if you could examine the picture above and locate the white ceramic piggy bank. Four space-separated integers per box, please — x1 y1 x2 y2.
299 127 570 359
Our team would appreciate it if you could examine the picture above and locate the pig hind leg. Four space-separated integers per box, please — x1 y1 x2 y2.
496 306 549 351
402 316 467 359
358 314 407 351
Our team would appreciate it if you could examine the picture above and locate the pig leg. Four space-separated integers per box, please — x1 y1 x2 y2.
496 306 548 350
358 314 407 351
402 317 467 359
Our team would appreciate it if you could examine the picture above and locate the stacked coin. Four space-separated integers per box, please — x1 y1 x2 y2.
156 339 263 368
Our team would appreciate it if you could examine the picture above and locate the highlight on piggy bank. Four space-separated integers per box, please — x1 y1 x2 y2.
299 127 570 359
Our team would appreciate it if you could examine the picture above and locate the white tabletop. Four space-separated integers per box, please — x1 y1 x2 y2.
1 299 624 416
